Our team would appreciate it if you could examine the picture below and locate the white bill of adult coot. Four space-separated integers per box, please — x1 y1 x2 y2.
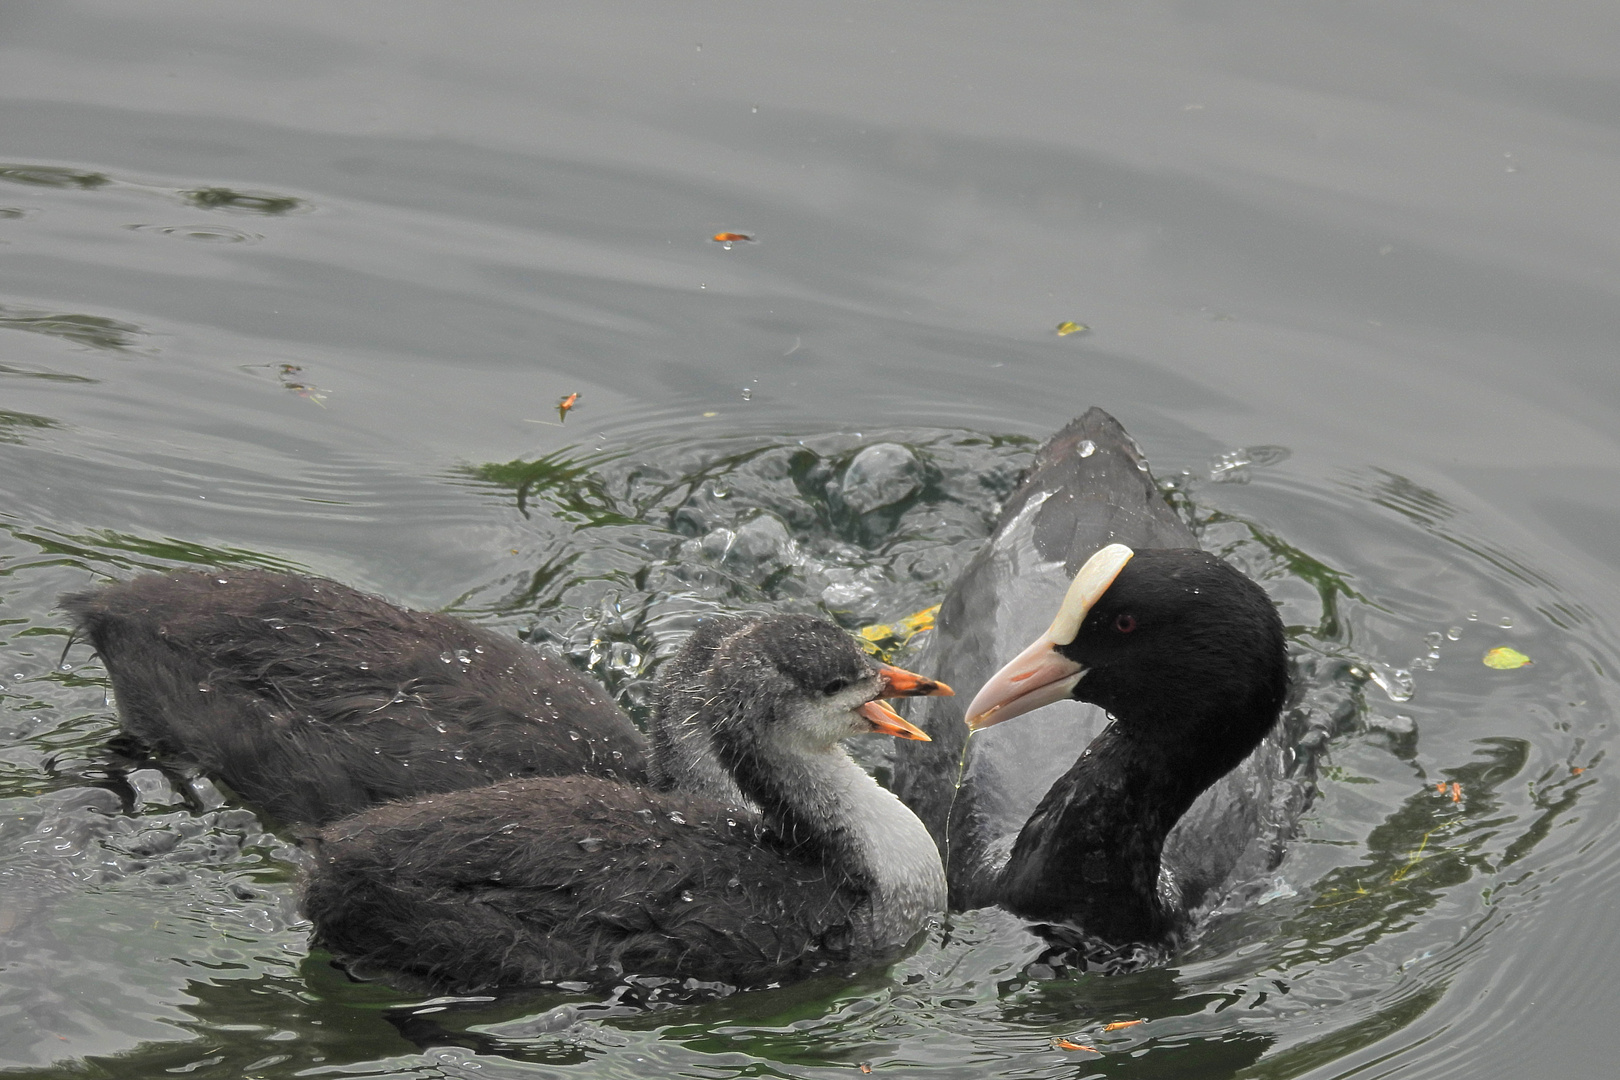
303 614 953 991
890 407 1291 949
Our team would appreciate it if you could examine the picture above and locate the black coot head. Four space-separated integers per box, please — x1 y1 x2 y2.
1060 549 1287 739
966 545 1287 751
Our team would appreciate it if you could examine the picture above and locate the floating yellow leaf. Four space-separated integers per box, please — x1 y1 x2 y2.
856 604 941 659
1055 321 1089 336
1483 647 1531 670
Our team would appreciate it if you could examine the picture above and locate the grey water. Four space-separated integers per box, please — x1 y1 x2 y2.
2 3 1618 1077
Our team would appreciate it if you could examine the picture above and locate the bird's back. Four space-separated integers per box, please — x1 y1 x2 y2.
62 570 648 824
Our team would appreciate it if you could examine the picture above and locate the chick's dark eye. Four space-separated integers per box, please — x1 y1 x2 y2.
1114 613 1137 634
821 677 853 696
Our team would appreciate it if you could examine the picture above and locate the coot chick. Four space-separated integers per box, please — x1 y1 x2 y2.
966 543 1287 943
303 614 952 991
61 571 647 824
890 407 1292 940
649 614 950 805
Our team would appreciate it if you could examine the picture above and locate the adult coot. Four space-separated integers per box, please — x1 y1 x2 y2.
304 614 952 990
891 407 1290 946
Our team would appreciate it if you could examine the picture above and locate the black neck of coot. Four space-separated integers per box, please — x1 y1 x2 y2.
996 697 1278 942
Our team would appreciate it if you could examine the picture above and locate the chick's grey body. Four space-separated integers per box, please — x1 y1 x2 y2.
306 777 865 989
62 571 647 824
304 614 946 991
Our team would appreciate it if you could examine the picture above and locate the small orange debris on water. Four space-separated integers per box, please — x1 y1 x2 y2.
556 392 580 422
1052 1038 1097 1052
712 232 753 243
1435 782 1447 793
1103 1019 1145 1032
1450 782 1462 802
857 1064 872 1074
1573 766 1586 775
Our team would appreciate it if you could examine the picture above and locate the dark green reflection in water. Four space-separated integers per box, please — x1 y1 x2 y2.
181 187 307 216
0 164 110 189
0 410 59 444
0 305 144 352
464 448 638 525
1241 982 1446 1079
0 362 97 384
1286 738 1528 957
0 521 305 580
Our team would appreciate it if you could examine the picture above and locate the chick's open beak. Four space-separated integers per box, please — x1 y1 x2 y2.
857 699 932 741
874 662 954 699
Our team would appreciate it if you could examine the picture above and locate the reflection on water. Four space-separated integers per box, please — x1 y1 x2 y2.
0 164 110 190
180 188 308 216
0 303 145 352
0 410 59 444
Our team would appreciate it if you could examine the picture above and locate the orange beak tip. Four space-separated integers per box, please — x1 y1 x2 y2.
856 699 932 741
874 663 953 699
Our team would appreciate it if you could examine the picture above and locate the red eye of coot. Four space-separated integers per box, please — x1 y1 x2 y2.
1114 614 1137 633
